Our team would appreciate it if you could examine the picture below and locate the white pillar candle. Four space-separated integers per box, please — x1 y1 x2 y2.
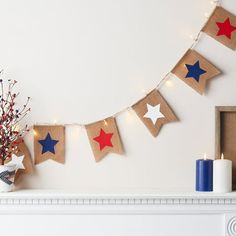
213 154 232 193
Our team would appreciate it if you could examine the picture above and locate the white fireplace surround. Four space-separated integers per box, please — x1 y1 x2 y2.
0 190 236 236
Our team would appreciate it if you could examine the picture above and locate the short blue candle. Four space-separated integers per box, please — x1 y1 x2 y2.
196 159 213 192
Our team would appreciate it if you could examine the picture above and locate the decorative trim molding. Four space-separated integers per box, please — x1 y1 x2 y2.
0 191 236 215
1 191 236 205
1 196 236 206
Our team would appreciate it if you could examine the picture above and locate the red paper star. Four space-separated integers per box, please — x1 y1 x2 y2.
93 129 113 151
216 17 236 39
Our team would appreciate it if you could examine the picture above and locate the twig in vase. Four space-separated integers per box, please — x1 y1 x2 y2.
0 78 30 165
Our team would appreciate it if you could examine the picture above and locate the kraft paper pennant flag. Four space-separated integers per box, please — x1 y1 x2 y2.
14 138 34 181
202 6 236 50
132 89 177 137
34 125 65 165
86 117 124 162
172 49 221 94
4 138 33 183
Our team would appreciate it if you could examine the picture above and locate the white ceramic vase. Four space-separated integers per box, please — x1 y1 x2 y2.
0 164 16 192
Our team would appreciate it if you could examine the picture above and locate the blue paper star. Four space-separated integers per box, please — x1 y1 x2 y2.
38 133 59 154
185 60 206 82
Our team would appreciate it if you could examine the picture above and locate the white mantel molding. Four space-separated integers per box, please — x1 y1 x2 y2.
0 190 236 215
1 190 236 236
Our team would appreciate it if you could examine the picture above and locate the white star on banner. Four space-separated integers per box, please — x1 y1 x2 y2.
143 103 165 125
6 154 25 170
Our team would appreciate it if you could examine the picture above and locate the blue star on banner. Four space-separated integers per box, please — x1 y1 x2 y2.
185 60 207 82
38 133 59 154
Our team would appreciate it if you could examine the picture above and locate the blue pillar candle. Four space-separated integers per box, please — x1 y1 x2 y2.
196 157 213 192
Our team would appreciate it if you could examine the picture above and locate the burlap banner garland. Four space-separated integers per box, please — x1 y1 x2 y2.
172 49 221 95
132 90 177 137
86 117 124 162
18 5 235 165
34 125 65 165
15 139 34 181
202 6 236 50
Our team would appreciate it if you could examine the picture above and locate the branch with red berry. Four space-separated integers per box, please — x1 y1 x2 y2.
0 75 30 165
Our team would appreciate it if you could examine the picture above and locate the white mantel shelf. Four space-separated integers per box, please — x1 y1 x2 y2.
0 189 236 215
1 190 236 236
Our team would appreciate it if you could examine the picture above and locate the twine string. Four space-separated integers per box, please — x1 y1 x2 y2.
30 1 220 129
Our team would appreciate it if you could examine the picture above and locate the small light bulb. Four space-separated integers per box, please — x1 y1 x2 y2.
189 34 194 40
104 120 108 126
33 130 37 136
12 125 20 132
165 80 173 87
210 0 218 4
125 109 134 124
141 89 146 94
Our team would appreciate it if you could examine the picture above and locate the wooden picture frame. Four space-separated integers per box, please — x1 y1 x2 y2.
215 106 236 188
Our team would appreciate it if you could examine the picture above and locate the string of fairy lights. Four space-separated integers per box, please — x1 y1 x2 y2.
33 0 222 130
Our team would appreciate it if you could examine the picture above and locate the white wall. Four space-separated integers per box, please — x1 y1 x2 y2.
0 0 235 191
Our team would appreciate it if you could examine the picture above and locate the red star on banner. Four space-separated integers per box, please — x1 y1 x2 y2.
216 17 236 39
93 129 113 151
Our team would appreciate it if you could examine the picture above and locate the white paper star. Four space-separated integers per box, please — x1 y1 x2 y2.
6 154 25 170
143 103 165 125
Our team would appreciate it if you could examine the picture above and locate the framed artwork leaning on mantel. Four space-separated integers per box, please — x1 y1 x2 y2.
215 106 236 189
